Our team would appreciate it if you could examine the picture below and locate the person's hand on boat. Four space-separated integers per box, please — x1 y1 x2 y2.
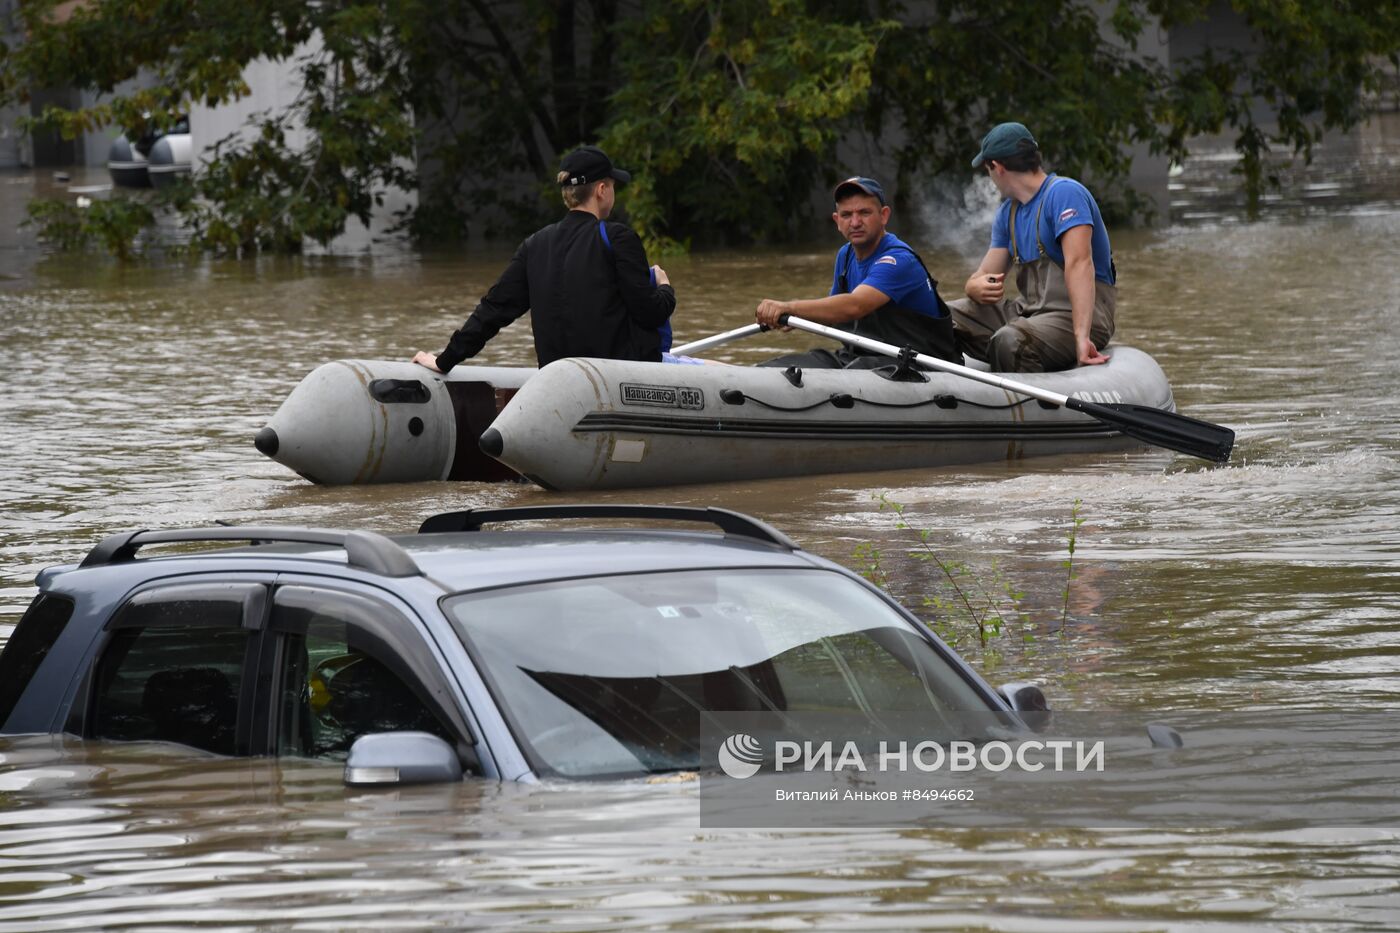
965 272 1004 304
755 299 794 330
1077 336 1110 366
412 351 443 373
651 264 670 286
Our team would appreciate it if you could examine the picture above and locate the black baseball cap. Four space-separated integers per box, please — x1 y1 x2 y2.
558 146 632 187
833 176 885 205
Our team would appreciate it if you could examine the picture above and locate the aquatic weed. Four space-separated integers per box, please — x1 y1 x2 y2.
856 493 1090 664
864 493 1031 651
1061 498 1085 631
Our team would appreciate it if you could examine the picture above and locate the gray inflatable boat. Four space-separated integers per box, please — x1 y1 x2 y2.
256 347 1177 489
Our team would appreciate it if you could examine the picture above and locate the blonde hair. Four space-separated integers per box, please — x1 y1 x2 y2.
558 172 604 209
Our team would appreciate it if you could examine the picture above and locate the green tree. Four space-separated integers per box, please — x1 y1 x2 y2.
2 0 1396 256
601 0 890 249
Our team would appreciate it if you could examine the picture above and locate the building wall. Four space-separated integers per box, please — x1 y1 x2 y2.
184 48 416 249
0 0 27 168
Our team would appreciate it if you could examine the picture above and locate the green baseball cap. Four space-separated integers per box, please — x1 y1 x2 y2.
971 122 1038 168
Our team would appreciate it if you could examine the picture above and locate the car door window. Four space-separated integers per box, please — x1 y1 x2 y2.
269 586 456 760
88 584 264 756
0 593 76 728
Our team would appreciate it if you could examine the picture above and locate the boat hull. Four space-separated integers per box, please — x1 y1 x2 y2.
256 347 1176 489
147 134 193 189
106 136 151 188
256 360 532 485
486 347 1174 490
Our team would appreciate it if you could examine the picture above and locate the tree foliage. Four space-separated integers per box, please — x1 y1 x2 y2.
2 0 1396 256
602 0 891 248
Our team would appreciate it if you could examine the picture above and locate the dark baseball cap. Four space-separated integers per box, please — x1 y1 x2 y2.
833 176 885 205
971 122 1038 168
558 146 631 186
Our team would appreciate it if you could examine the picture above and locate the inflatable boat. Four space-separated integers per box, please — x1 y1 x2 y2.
255 345 1181 490
107 117 191 189
106 135 152 188
147 133 193 189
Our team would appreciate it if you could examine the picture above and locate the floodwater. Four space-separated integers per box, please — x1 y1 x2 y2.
2 126 1400 929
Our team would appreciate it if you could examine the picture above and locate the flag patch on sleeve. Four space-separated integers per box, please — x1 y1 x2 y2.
875 255 898 266
1058 208 1079 222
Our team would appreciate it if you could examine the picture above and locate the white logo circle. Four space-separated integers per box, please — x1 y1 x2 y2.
718 733 763 779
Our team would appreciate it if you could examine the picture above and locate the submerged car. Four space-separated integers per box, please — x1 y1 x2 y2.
0 505 1045 784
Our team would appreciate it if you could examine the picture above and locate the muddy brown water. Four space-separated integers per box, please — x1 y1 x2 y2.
2 151 1399 929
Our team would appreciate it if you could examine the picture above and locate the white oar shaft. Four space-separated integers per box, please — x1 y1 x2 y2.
670 323 765 356
782 316 1072 408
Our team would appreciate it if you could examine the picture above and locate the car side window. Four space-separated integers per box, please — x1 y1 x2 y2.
269 586 454 760
0 593 76 728
88 584 264 756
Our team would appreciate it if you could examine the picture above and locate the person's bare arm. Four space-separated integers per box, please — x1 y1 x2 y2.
755 284 889 329
1060 225 1108 366
964 247 1012 304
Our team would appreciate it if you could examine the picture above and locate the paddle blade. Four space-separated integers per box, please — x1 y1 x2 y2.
1066 398 1235 463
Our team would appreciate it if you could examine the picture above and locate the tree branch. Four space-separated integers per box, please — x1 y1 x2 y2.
462 0 559 144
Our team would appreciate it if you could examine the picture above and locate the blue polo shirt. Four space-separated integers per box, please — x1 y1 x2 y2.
990 174 1115 285
829 232 946 317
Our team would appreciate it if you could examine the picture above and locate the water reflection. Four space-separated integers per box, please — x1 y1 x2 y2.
4 734 1400 930
3 133 1400 927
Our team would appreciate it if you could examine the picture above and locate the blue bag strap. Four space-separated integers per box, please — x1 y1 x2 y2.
601 220 657 286
601 221 668 348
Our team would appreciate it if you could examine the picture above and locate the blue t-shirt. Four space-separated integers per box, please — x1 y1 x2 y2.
990 174 1115 285
829 232 945 318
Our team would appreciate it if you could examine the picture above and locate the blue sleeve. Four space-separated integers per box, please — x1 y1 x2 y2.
989 200 1012 250
991 200 1013 249
1046 182 1095 241
856 250 927 304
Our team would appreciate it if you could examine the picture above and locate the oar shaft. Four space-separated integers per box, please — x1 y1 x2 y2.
780 315 1071 408
781 314 1235 462
670 323 766 356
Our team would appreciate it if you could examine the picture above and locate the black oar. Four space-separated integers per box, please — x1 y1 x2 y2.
780 314 1235 463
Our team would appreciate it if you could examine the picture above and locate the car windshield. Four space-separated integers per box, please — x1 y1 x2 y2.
445 568 992 778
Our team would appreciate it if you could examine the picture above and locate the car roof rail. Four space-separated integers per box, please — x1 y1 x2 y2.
78 527 421 577
417 505 799 550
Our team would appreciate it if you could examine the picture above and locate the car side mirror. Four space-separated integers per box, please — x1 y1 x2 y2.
1146 722 1184 748
997 681 1049 712
343 731 464 786
997 681 1051 733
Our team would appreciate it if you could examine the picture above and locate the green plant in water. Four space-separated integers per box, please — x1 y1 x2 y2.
857 493 1096 655
1061 498 1085 631
851 540 887 590
866 493 1032 652
24 194 156 261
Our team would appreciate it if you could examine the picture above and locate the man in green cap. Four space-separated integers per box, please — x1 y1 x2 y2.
948 122 1116 372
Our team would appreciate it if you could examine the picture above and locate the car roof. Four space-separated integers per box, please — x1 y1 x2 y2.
42 506 834 596
405 530 825 591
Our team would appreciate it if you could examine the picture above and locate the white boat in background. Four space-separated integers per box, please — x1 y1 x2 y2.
147 133 192 188
107 116 191 189
106 135 151 188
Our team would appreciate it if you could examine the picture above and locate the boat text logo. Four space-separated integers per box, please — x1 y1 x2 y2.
620 383 704 410
718 733 764 779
